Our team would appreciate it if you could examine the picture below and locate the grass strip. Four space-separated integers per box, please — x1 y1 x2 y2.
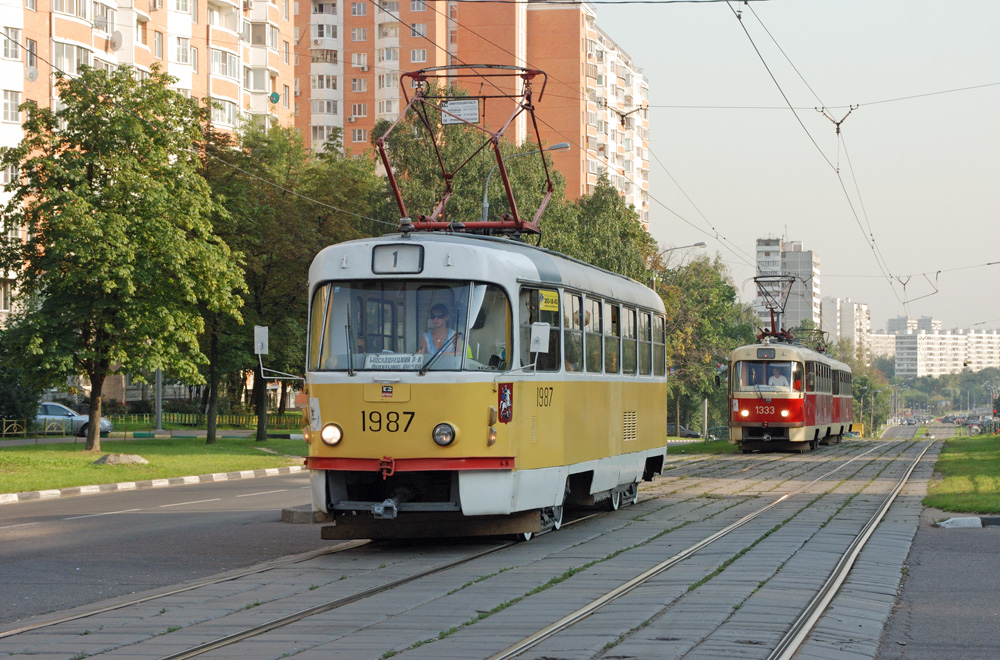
924 434 1000 514
0 437 305 494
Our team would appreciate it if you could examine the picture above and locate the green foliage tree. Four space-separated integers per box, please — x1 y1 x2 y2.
0 330 44 421
0 65 245 451
654 254 757 431
202 122 381 441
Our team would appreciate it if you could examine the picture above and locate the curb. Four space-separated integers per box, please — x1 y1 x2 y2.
0 465 307 506
935 516 1000 528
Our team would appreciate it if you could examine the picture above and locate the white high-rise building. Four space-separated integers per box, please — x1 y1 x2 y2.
820 297 870 350
754 238 820 332
895 329 1000 378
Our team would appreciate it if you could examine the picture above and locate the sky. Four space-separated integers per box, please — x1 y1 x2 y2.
590 0 1000 332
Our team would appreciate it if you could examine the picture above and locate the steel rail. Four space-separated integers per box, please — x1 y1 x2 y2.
485 442 891 660
767 441 933 660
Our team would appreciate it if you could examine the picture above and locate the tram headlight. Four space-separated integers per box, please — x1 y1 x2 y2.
740 409 749 418
320 423 343 446
781 409 789 418
432 423 456 446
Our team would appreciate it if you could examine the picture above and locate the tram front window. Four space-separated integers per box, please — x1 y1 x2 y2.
308 280 512 372
733 361 801 392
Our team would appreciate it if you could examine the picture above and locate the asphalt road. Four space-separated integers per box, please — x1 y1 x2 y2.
0 472 329 625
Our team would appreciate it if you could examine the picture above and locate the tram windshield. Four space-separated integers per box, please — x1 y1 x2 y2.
732 360 802 393
308 280 512 372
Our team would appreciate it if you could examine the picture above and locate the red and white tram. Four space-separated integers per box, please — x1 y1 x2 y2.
728 340 853 453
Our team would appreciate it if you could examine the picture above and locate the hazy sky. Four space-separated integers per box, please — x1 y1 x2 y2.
591 0 999 331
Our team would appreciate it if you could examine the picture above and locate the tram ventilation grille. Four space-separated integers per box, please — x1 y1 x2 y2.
623 411 637 441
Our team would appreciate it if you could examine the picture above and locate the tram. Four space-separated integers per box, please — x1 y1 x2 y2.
303 232 669 538
728 338 853 453
302 65 668 539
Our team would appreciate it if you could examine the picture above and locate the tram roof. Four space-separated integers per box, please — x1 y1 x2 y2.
729 342 851 372
311 232 665 312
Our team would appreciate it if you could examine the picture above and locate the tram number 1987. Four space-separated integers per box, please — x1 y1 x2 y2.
360 410 415 432
536 387 554 407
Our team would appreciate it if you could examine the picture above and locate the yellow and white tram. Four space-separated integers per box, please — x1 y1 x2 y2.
304 231 669 539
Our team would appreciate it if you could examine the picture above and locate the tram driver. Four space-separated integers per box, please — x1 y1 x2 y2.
419 303 464 356
767 364 790 389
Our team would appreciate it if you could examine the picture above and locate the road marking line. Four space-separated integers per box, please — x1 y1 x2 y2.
159 499 221 508
65 508 142 520
236 490 288 498
0 522 40 530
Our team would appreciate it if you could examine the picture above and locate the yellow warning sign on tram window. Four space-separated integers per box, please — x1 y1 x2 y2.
539 290 559 312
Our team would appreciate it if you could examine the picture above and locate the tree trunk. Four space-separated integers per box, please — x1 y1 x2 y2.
254 364 267 442
86 372 106 452
278 380 288 416
206 328 219 445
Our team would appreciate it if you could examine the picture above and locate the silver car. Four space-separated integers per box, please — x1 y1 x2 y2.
36 402 114 437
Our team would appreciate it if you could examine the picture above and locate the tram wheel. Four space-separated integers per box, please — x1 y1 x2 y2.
606 489 621 511
626 482 639 505
551 506 563 530
516 531 533 542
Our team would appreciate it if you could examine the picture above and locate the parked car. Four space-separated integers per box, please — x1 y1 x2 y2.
36 402 113 437
667 423 701 439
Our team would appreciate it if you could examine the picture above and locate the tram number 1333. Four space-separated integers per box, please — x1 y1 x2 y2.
360 410 415 432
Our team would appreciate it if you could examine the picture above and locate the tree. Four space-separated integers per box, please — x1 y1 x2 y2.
0 65 245 451
0 330 44 421
202 122 381 441
654 254 757 430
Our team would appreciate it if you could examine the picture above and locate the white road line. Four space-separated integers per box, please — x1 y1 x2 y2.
159 499 221 508
0 522 41 530
236 490 288 498
64 509 142 520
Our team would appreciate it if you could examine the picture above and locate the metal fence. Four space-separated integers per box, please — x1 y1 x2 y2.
110 412 302 430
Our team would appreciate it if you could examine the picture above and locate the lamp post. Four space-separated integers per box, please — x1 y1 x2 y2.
650 242 707 289
481 142 570 222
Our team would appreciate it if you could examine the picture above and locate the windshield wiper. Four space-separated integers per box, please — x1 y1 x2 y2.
419 332 460 375
345 300 356 376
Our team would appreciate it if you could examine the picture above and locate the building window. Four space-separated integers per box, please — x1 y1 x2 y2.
53 43 90 75
311 74 337 89
410 23 425 37
350 1 365 15
311 124 337 144
191 47 198 72
53 0 87 19
311 49 338 64
94 4 115 33
377 99 394 114
25 0 36 10
282 84 289 108
312 1 336 14
377 72 397 89
1 28 19 60
210 97 239 126
310 99 337 114
282 40 289 64
410 48 426 63
312 24 337 39
351 128 366 142
1 164 17 185
410 0 424 10
154 31 163 58
0 280 12 312
175 37 190 63
380 1 398 11
210 48 239 78
378 47 397 62
175 0 190 12
2 90 21 123
350 102 366 117
351 27 366 41
351 77 366 92
351 52 367 68
25 39 36 67
244 67 267 91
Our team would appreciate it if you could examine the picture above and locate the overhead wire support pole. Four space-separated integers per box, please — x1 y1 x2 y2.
816 105 858 172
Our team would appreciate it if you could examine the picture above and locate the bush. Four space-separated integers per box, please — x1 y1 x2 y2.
128 399 154 414
164 399 204 414
101 399 129 415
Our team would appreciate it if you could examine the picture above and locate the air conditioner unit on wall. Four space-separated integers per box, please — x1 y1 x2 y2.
347 116 355 122
244 0 252 9
360 65 368 72
313 39 320 44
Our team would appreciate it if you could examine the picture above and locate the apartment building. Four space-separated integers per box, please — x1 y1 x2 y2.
753 238 820 332
297 0 650 223
895 329 1000 378
820 296 870 349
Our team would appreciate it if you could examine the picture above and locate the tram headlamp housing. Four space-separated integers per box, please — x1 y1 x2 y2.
320 423 343 446
740 409 749 418
432 423 456 446
781 409 789 418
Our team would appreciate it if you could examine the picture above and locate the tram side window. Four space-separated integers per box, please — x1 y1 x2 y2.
622 307 637 374
564 293 584 372
805 362 816 392
585 297 602 373
638 312 652 376
604 302 621 374
832 369 840 395
466 283 512 371
653 315 666 376
308 283 331 370
518 288 561 371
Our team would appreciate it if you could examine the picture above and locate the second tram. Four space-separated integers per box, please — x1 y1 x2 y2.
728 340 853 453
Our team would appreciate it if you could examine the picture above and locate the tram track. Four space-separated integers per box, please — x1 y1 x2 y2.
0 441 928 660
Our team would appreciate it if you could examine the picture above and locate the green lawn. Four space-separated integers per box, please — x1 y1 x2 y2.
0 437 307 495
924 434 1000 514
667 439 738 455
